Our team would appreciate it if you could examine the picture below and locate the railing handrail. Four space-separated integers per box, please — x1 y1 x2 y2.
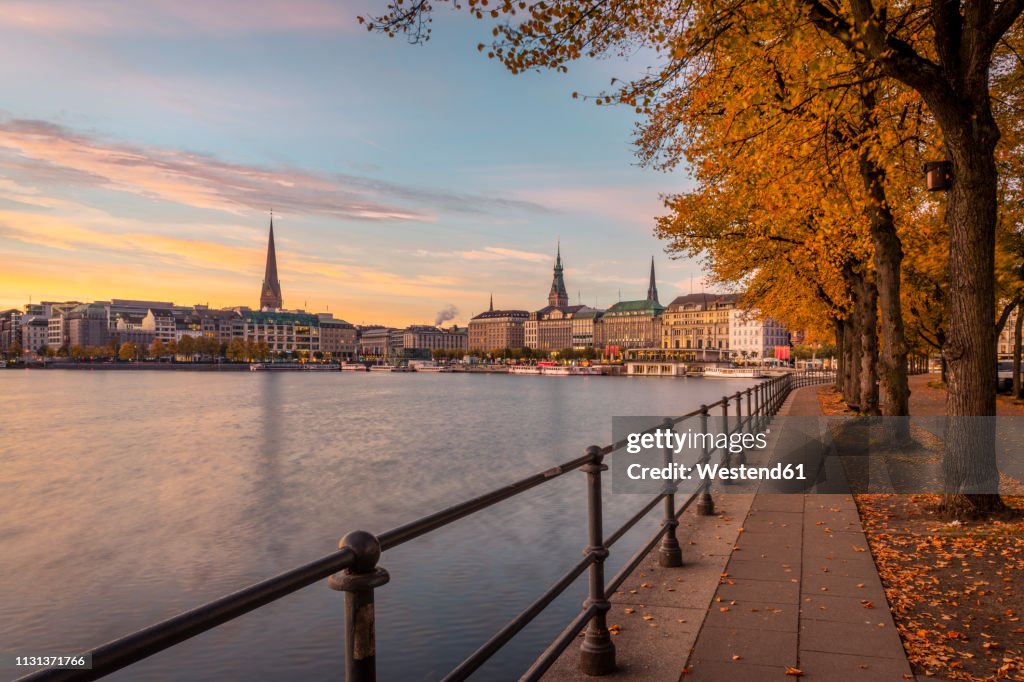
18 370 835 682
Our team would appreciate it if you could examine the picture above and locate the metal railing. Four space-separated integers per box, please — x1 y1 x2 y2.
19 370 835 682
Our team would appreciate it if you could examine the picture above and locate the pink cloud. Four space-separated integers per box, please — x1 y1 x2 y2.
0 1 359 36
0 118 548 221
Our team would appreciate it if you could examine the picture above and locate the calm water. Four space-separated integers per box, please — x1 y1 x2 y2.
0 371 755 681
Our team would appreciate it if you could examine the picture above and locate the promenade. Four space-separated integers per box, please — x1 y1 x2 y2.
546 384 914 681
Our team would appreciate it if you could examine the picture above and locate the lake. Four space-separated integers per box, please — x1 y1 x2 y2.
0 370 756 681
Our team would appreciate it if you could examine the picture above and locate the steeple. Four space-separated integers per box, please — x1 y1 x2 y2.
547 240 569 307
489 293 494 312
259 212 283 310
646 256 659 304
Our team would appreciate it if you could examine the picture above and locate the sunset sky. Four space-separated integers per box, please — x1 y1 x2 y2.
0 0 702 326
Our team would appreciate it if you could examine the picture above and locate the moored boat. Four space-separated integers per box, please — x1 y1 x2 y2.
701 367 764 378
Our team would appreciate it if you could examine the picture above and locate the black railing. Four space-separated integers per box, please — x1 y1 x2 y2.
19 370 835 682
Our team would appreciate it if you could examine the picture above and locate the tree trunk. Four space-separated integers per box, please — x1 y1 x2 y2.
940 125 1004 517
1013 303 1023 398
858 274 880 415
845 300 861 411
834 318 845 393
857 92 910 422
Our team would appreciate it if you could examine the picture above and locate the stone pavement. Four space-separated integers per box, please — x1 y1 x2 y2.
544 384 914 681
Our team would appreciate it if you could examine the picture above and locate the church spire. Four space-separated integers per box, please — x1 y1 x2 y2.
489 293 494 312
646 256 659 304
259 212 283 310
547 240 569 307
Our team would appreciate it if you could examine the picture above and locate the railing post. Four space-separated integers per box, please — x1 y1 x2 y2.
579 445 615 676
733 391 746 465
329 531 390 682
745 388 752 432
720 395 733 484
697 405 715 516
658 418 683 567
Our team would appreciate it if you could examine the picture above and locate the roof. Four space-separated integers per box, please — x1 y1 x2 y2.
604 300 665 316
471 309 529 320
667 293 738 310
573 309 605 320
243 311 319 325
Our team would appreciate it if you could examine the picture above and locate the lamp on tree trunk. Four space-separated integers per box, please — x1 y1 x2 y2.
923 161 953 191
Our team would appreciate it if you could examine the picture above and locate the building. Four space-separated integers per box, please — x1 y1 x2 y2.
401 325 467 354
571 309 604 349
595 300 664 351
357 326 394 359
729 309 789 361
0 309 22 353
141 308 178 344
594 261 664 353
46 302 82 349
660 293 738 358
319 314 358 360
525 305 593 351
999 307 1018 356
66 302 111 348
468 296 529 352
259 214 283 311
179 308 244 345
20 316 49 356
242 310 319 355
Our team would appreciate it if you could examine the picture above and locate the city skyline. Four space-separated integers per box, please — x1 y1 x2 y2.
0 0 706 326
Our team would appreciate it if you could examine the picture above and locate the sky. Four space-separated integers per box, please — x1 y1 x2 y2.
0 0 705 326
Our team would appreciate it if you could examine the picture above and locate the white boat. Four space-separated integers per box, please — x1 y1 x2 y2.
250 362 304 371
0 360 6 368
369 365 394 372
701 367 764 378
341 363 369 371
409 361 449 372
509 365 542 375
541 366 573 376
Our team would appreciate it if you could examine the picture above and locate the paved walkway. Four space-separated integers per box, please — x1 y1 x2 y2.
545 384 913 681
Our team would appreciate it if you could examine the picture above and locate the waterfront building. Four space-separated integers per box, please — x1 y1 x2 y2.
46 302 82 349
20 316 49 355
595 300 665 352
729 309 790 361
66 302 111 348
357 326 394 359
468 296 529 352
141 308 178 344
571 309 604 349
259 215 283 311
178 308 244 345
318 314 358 360
401 325 468 353
0 309 22 353
593 261 664 354
660 293 738 359
526 305 594 352
242 310 319 355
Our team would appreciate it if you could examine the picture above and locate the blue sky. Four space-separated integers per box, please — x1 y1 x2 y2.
0 0 703 325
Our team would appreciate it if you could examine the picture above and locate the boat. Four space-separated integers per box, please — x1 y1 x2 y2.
0 360 6 369
304 363 340 371
369 365 394 372
250 362 304 371
541 365 573 376
509 365 542 375
701 367 764 378
341 363 369 371
409 360 450 372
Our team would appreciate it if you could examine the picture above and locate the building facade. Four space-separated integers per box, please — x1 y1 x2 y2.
319 314 358 359
660 293 738 356
595 300 664 351
242 310 319 355
525 305 593 351
729 309 790 360
468 298 529 352
357 327 394 359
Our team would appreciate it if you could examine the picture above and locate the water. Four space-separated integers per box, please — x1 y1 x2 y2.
0 371 755 681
